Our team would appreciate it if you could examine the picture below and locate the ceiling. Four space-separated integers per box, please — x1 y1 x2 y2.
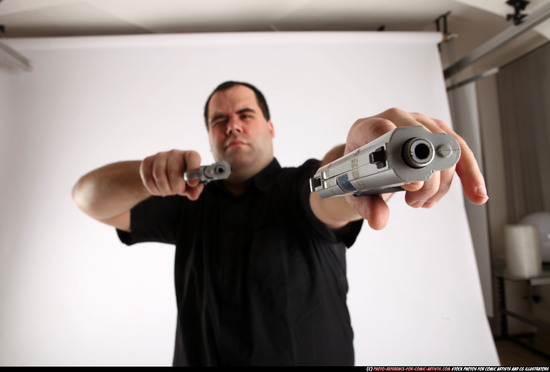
1 0 549 76
0 0 548 37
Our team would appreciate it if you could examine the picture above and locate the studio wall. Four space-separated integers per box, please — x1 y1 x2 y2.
0 32 498 366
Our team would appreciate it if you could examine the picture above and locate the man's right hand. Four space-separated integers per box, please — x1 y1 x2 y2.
139 150 204 200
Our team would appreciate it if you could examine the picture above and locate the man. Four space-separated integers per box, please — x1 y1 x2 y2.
72 81 488 366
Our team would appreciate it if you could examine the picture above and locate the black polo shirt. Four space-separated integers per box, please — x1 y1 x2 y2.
118 158 363 366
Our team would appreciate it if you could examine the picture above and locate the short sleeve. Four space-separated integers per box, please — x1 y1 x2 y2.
296 159 363 248
116 195 184 246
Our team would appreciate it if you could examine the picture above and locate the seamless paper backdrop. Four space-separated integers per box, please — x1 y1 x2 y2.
0 32 498 366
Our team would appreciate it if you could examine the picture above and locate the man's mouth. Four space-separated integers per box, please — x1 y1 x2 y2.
224 137 248 149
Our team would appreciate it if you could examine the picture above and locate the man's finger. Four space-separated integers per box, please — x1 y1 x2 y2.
404 172 441 208
345 194 390 230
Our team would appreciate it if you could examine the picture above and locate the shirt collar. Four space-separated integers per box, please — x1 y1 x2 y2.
210 158 281 196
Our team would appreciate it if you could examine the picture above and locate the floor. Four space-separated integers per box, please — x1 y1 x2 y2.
495 338 550 366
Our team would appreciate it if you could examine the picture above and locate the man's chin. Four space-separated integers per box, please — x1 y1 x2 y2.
222 153 256 169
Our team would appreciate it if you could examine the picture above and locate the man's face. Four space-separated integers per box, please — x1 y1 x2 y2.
207 85 275 172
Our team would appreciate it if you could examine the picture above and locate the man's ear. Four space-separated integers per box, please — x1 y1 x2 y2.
268 120 275 138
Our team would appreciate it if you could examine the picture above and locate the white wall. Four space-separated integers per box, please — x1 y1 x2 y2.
0 32 499 366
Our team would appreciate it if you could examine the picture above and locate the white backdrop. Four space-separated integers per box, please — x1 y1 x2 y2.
0 32 498 366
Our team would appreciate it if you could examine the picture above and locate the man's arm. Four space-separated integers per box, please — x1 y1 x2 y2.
310 108 489 231
71 150 203 232
72 161 147 232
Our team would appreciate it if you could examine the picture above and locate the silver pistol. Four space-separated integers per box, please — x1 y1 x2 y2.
184 161 231 184
309 126 461 198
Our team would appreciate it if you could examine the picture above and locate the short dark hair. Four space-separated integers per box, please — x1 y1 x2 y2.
203 81 270 128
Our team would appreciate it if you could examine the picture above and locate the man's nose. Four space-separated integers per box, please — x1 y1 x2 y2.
226 118 243 135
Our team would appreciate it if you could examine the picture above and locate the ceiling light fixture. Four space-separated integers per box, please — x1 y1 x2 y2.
0 0 32 72
0 39 32 71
